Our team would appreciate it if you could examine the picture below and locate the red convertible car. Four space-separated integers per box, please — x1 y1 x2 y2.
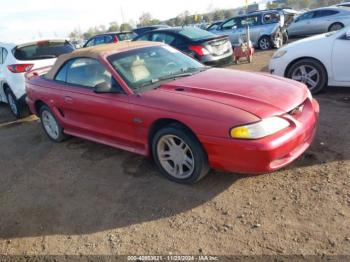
25 41 319 184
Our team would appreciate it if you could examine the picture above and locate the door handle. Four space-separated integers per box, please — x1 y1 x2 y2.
64 96 74 104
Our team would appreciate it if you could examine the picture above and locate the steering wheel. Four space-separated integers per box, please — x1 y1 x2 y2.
162 61 178 74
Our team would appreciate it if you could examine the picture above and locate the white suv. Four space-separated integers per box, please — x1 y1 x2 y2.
0 39 74 118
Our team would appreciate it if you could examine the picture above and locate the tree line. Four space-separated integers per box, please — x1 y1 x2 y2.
69 0 344 40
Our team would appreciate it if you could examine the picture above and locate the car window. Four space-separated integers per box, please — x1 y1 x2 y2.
178 27 216 40
94 36 105 46
13 40 74 61
117 33 136 41
221 18 240 30
57 58 114 89
85 39 95 47
296 12 314 22
135 33 150 41
151 33 176 45
263 12 281 24
105 35 114 43
241 15 262 27
314 10 339 18
174 35 187 46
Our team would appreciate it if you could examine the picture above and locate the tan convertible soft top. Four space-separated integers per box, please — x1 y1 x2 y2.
45 41 161 80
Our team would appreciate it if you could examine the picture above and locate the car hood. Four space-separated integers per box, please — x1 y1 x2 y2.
157 68 308 118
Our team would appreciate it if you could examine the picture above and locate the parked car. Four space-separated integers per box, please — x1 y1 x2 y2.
206 21 224 31
0 39 74 118
336 2 350 8
133 25 170 36
211 10 285 50
133 27 233 65
25 42 319 184
287 7 350 37
269 27 350 94
83 32 136 48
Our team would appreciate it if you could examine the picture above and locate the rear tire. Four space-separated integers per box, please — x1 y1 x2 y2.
39 105 67 142
152 124 209 184
328 22 344 32
286 58 327 94
4 88 29 119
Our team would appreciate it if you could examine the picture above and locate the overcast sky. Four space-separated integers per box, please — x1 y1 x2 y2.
0 0 253 42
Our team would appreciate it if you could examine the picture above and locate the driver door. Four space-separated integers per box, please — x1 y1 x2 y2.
217 18 242 46
289 11 315 36
52 57 137 149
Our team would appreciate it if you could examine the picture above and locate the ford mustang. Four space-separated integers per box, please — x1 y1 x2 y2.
25 41 319 184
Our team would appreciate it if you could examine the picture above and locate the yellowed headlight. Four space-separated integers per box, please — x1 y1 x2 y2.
230 127 250 139
230 117 290 139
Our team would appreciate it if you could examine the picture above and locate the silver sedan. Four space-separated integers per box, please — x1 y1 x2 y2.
287 7 350 37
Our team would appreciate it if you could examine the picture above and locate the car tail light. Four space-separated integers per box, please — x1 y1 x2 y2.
188 45 210 56
7 64 34 73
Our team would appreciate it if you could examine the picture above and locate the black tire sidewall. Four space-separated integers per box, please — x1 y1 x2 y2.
152 125 209 184
39 105 65 142
5 88 21 118
287 59 327 94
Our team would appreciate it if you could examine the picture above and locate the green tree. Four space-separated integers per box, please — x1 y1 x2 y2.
139 12 152 26
120 23 132 31
108 22 120 32
213 10 225 21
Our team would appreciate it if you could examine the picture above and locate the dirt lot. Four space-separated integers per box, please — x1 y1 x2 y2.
0 50 349 256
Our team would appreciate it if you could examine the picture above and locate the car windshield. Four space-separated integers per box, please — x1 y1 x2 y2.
13 40 74 61
108 45 205 91
177 27 216 40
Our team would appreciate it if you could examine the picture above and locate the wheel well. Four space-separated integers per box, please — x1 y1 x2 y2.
2 83 10 94
148 118 204 155
34 100 46 115
284 56 328 80
328 22 344 31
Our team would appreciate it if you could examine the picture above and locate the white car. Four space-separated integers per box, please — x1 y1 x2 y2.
0 39 74 118
269 27 350 94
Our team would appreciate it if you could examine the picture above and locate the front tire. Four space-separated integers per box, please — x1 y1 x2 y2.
39 105 67 142
286 58 327 94
152 124 209 184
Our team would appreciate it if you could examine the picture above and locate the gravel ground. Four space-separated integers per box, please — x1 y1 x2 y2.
0 50 349 256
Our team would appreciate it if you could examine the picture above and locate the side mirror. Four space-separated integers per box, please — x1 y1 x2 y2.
93 82 122 94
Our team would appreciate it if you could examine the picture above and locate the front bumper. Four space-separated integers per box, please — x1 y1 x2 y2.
199 98 319 174
268 57 288 77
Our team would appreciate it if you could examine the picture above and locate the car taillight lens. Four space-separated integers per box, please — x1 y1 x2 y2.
7 64 34 73
188 45 210 56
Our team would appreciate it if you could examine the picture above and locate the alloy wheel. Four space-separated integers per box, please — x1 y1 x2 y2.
330 24 343 32
157 134 195 179
291 65 320 92
259 38 271 50
42 110 59 140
